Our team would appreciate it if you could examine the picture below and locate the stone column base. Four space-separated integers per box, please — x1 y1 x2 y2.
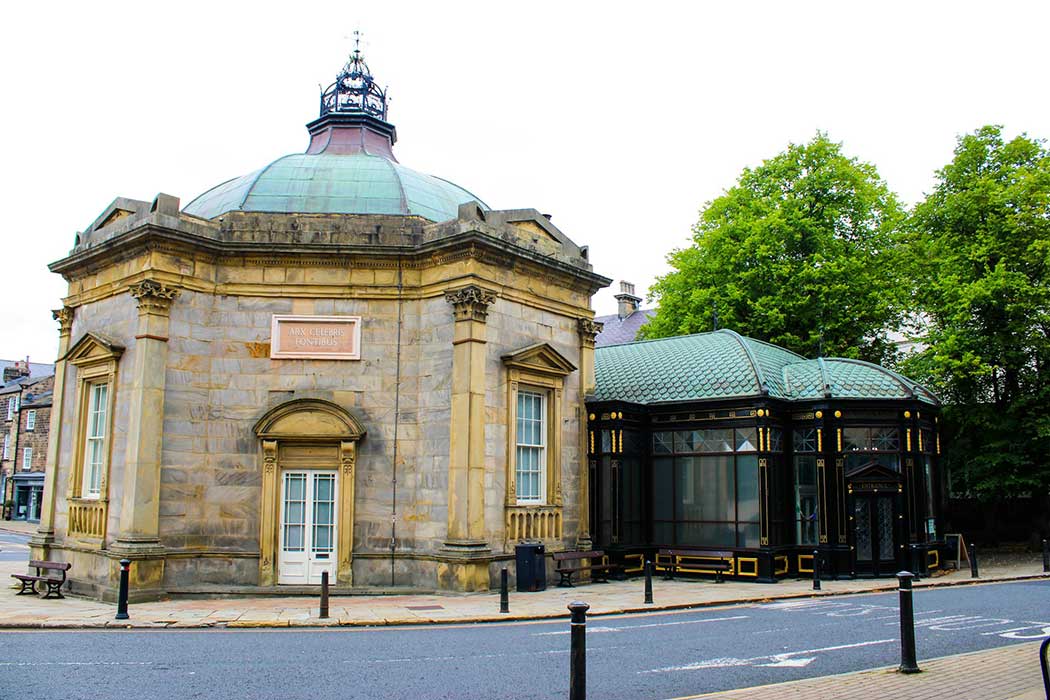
437 560 491 592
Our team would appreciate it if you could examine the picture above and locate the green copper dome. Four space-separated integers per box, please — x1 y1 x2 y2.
182 152 487 222
183 50 487 223
593 329 938 405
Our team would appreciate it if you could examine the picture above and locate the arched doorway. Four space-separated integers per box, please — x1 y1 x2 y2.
253 399 366 586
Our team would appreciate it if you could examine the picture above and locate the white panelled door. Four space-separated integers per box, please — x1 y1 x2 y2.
278 470 338 585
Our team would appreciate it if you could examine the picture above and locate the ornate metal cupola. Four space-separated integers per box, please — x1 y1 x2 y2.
319 37 388 120
306 35 397 157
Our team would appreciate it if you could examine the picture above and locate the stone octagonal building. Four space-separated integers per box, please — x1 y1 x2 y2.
32 50 610 599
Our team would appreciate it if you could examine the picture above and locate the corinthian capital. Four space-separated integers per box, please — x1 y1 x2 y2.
577 317 604 346
129 279 181 314
52 307 75 335
445 285 497 323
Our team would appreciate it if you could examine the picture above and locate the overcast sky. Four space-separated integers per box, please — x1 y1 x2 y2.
1 1 1047 364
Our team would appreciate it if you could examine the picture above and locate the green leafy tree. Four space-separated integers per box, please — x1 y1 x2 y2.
901 126 1050 502
642 133 906 363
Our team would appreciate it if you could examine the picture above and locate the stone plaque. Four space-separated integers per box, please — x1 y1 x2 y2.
270 315 362 360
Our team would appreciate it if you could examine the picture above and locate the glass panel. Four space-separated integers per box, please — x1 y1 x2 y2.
700 456 734 521
652 457 674 520
854 500 872 561
797 493 818 545
735 428 757 452
652 521 674 545
843 428 868 452
877 497 895 561
736 455 759 522
601 430 611 452
674 430 698 453
871 427 899 452
794 428 817 453
794 456 817 486
312 473 335 557
738 523 760 548
676 457 701 520
699 429 733 453
653 432 673 455
282 473 306 553
920 429 934 454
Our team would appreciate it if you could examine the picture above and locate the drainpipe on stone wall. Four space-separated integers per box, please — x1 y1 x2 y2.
390 255 404 587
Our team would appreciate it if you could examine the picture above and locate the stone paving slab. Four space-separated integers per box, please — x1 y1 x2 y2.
677 641 1047 700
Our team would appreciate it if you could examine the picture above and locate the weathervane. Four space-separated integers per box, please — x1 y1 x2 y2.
319 30 389 120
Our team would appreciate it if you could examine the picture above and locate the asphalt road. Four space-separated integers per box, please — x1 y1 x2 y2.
0 531 30 561
1 579 1047 700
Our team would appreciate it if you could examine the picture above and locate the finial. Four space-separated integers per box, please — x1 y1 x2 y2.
319 37 388 120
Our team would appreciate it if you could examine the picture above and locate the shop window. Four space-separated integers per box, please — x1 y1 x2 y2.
794 455 818 545
25 409 36 431
842 426 901 471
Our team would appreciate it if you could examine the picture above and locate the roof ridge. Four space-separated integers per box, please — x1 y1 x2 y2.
816 357 833 398
824 357 922 400
379 157 409 214
238 154 297 212
720 329 769 396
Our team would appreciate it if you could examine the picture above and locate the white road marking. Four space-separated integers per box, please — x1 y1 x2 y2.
363 645 629 664
0 661 154 667
760 656 816 668
641 638 895 673
531 615 748 636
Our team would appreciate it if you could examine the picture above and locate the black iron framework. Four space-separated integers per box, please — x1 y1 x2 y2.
320 37 388 120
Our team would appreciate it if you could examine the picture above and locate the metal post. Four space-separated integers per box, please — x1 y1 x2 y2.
1042 539 1048 574
319 570 329 619
969 543 979 578
897 571 920 674
568 601 589 700
115 559 130 620
812 549 821 591
500 567 510 614
644 561 654 605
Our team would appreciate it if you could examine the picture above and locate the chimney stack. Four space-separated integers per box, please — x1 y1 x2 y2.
615 281 642 320
3 358 30 383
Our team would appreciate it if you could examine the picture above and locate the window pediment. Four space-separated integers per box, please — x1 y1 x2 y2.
501 343 576 378
64 332 125 368
254 399 366 441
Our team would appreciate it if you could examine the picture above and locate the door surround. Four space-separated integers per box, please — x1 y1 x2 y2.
845 461 903 577
254 399 366 586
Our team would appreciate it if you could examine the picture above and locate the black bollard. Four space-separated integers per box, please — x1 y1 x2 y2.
644 561 654 605
897 571 921 673
500 567 510 614
115 559 131 621
969 543 979 578
319 570 329 619
568 601 589 700
1042 539 1049 574
812 549 821 591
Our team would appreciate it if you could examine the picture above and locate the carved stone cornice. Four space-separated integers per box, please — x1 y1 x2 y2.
577 317 603 346
445 284 497 323
52 307 75 336
129 279 181 314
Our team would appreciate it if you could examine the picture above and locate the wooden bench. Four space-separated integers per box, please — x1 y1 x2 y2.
12 560 72 599
552 550 618 587
657 549 733 583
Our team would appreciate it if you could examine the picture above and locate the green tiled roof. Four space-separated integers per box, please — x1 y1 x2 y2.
183 153 487 222
593 330 938 405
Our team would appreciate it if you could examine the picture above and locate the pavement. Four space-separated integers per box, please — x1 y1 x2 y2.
2 519 1048 699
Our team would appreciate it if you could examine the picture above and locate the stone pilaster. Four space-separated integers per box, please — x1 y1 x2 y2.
29 307 75 555
575 318 602 549
111 279 179 565
439 285 496 591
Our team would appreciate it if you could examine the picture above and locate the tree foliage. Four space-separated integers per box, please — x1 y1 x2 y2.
642 133 906 364
900 126 1050 498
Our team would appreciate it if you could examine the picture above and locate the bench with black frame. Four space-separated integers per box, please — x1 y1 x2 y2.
11 560 72 599
656 548 733 583
552 550 619 587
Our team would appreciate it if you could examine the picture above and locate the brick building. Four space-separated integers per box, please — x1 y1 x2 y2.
1 360 55 521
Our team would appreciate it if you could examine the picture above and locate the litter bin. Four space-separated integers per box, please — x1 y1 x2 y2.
515 542 547 592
